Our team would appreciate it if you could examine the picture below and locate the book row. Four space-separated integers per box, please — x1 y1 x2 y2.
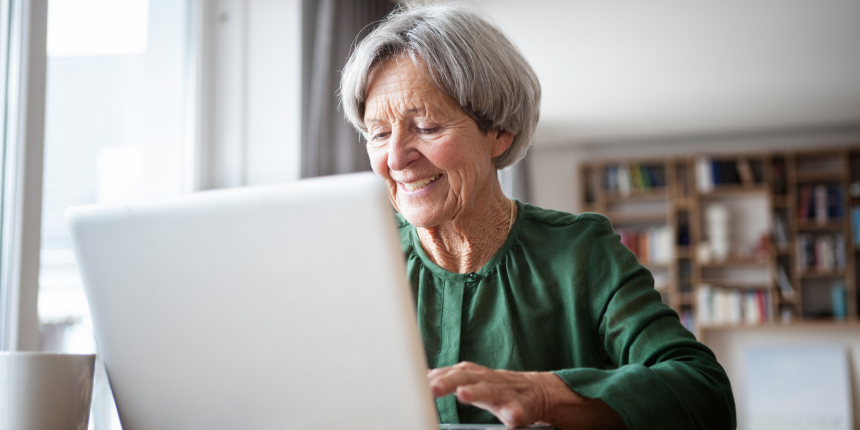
696 285 772 326
617 226 674 266
796 233 845 273
797 184 844 224
603 164 666 195
695 157 758 192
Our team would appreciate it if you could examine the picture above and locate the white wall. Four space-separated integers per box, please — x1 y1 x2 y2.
465 0 860 145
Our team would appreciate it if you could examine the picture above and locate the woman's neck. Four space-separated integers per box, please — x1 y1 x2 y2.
416 185 516 274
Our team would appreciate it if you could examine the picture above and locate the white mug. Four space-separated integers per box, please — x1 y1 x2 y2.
0 352 96 430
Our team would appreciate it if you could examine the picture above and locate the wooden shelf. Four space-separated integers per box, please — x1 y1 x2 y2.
581 148 860 333
606 213 667 224
700 322 773 330
701 319 860 331
799 270 846 279
770 195 790 207
795 220 846 231
794 171 845 183
699 256 768 268
604 190 668 202
700 280 770 289
697 185 768 197
672 198 693 208
775 292 799 304
771 244 793 255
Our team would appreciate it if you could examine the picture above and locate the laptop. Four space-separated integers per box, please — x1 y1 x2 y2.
67 172 539 430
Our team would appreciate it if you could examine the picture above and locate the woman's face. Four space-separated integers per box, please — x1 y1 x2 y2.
363 57 512 227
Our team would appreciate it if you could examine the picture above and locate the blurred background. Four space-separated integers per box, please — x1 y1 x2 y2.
6 0 860 429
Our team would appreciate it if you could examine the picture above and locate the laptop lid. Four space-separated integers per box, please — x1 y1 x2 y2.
66 173 438 430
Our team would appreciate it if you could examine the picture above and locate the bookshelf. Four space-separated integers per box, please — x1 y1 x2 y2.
581 147 859 337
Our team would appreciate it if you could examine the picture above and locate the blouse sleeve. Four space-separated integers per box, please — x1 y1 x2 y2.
553 216 736 430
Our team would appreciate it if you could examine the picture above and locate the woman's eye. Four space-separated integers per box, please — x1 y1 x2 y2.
370 132 390 141
417 127 440 134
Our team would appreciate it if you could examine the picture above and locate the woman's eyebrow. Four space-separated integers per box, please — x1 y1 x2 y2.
365 106 427 124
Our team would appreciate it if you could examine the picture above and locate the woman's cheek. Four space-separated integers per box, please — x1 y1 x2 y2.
366 146 388 177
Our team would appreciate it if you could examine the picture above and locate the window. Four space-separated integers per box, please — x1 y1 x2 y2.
38 1 192 428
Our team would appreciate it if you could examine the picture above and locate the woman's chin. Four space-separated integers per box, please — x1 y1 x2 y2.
395 176 447 226
398 207 441 228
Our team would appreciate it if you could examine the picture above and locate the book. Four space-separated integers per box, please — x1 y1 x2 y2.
696 157 713 192
797 186 813 222
680 310 694 333
776 265 794 300
814 184 828 224
617 165 631 196
817 235 835 272
745 291 759 325
605 166 617 192
638 164 651 189
649 166 665 188
697 285 712 325
772 163 787 194
835 234 846 269
629 164 643 190
773 215 789 249
737 158 754 185
758 290 769 322
729 290 742 325
639 231 649 263
830 185 844 219
832 283 847 320
723 161 741 184
853 205 860 246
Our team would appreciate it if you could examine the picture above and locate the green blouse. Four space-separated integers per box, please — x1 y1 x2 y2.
396 201 736 429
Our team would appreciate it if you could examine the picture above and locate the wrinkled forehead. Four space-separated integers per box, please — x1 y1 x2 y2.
364 56 459 121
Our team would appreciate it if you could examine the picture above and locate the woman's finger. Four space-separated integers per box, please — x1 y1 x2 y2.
461 390 530 429
452 371 545 427
428 367 484 397
454 380 503 405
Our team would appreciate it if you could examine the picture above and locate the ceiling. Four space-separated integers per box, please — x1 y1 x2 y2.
463 0 860 146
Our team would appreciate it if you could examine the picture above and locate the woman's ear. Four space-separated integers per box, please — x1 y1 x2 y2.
490 131 515 158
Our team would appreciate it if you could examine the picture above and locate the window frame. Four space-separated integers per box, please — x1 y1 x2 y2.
0 0 48 351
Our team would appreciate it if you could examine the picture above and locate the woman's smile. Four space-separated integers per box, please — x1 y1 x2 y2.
398 174 443 193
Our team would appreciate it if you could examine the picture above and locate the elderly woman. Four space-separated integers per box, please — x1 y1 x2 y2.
340 4 735 429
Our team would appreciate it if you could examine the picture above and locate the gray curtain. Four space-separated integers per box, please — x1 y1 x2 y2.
301 0 395 178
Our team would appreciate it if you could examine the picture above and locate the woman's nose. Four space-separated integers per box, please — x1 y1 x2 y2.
387 129 420 171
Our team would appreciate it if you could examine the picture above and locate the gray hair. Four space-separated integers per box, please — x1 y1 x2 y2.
339 2 541 169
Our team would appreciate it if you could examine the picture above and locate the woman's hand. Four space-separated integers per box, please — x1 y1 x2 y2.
427 361 552 427
427 362 626 429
